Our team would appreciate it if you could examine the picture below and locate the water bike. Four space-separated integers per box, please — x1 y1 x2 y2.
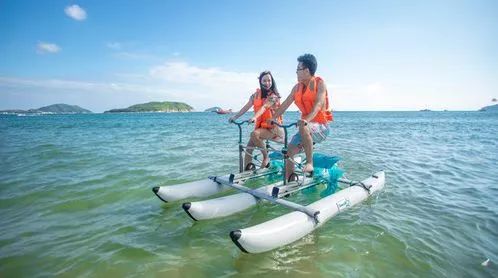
152 120 385 253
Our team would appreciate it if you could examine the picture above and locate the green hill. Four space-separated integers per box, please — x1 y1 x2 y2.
36 104 92 113
204 107 221 112
479 104 498 112
105 101 193 113
0 104 92 114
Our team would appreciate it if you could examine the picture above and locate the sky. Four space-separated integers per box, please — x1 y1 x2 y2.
0 0 497 112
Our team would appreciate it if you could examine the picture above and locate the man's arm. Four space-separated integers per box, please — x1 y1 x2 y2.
273 85 298 119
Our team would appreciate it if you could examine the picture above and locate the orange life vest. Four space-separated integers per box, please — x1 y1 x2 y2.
294 76 333 124
253 89 282 129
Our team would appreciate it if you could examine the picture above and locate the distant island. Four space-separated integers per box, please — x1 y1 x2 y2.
104 101 193 113
0 104 92 115
478 104 498 112
204 107 222 112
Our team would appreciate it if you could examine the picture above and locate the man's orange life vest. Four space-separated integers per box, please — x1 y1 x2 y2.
253 89 282 129
294 76 333 124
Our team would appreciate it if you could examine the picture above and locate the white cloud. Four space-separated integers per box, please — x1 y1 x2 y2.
331 81 391 110
148 62 260 109
331 81 472 111
0 61 263 112
0 76 167 95
366 82 384 94
36 42 61 54
150 61 256 88
1 60 326 112
65 5 87 21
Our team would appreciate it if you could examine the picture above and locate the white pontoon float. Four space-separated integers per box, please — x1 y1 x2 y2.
153 120 385 253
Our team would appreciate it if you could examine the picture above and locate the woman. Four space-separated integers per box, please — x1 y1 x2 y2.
229 71 283 170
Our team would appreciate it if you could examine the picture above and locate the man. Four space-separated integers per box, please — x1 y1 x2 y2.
272 54 333 180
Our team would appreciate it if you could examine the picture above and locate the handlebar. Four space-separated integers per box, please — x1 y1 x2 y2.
270 120 299 129
230 119 250 126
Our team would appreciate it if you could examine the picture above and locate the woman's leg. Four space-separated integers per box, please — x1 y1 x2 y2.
244 137 255 169
251 128 276 168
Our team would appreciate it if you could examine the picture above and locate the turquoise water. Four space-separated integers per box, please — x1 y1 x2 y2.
1 111 497 277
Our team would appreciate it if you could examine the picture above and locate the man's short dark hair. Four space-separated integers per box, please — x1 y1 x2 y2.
297 54 317 76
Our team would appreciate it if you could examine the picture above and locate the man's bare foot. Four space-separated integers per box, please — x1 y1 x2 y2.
261 157 270 168
303 163 314 176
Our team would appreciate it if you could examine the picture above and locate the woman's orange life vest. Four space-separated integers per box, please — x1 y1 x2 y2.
253 89 282 129
294 76 333 124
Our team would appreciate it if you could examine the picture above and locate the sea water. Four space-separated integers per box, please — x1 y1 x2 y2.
1 111 497 277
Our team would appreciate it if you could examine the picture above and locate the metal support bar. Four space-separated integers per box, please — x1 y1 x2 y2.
337 177 372 192
213 174 320 223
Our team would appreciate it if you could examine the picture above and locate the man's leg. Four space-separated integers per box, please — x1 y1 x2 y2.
285 144 300 180
299 122 314 173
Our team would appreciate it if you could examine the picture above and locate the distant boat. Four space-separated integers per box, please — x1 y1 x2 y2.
214 108 232 114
